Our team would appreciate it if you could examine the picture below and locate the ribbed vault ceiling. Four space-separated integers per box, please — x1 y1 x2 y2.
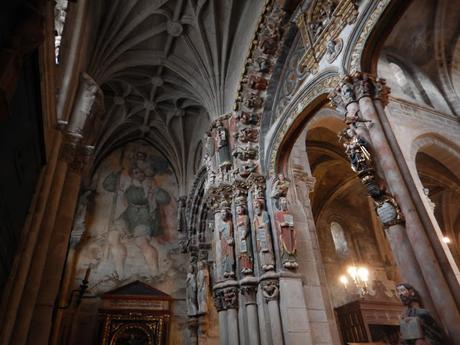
87 0 265 189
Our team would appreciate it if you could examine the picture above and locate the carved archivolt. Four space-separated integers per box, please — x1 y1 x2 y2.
267 73 341 175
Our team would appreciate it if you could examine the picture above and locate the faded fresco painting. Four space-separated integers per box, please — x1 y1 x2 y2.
72 142 186 296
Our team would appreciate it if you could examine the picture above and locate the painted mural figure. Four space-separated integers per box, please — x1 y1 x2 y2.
396 283 444 345
253 198 275 271
236 203 253 275
217 203 235 279
186 263 198 316
274 197 298 269
197 260 209 315
102 150 172 278
216 120 232 169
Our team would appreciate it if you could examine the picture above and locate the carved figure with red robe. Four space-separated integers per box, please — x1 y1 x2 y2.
217 202 235 279
235 202 253 275
253 198 275 271
274 197 298 269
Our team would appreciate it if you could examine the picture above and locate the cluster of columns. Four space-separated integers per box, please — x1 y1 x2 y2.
0 73 101 345
329 71 460 343
208 178 286 345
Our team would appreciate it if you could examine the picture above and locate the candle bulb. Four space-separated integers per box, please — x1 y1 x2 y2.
84 267 91 282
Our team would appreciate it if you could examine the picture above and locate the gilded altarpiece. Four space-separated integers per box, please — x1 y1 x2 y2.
98 281 171 345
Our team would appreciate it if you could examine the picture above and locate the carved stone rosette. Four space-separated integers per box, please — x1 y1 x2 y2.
329 73 403 228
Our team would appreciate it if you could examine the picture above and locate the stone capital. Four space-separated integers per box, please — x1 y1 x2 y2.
329 72 391 110
261 279 279 302
213 286 239 311
59 132 95 173
240 284 258 306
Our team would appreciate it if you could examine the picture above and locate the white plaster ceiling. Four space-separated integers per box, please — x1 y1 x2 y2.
87 0 265 190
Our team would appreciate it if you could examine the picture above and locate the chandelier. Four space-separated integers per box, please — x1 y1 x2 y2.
339 265 370 297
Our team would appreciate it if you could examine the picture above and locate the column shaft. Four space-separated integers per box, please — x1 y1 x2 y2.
227 308 239 345
27 168 82 343
246 304 260 345
267 300 283 345
219 310 227 345
359 96 460 342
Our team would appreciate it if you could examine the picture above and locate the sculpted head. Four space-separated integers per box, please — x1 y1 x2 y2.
253 199 264 216
279 197 288 211
396 283 421 307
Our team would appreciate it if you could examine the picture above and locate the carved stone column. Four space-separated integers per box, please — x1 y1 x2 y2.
240 282 260 345
21 73 100 345
213 284 240 345
330 72 460 343
261 278 283 345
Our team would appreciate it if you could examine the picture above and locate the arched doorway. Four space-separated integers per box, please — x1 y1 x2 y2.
413 137 460 269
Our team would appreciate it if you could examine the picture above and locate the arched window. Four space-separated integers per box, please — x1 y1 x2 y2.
330 222 348 258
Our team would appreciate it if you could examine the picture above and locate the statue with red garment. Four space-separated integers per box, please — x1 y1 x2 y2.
217 201 235 279
274 196 298 269
235 198 253 275
252 198 275 272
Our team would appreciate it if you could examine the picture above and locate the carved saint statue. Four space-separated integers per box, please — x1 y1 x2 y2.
271 173 290 199
341 127 371 174
204 131 216 172
216 120 232 169
186 263 198 316
236 202 253 275
217 203 235 279
197 260 209 315
253 198 275 271
274 197 298 269
396 283 444 345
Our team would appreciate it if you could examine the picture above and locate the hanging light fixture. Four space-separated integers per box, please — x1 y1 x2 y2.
339 265 370 297
442 236 451 244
